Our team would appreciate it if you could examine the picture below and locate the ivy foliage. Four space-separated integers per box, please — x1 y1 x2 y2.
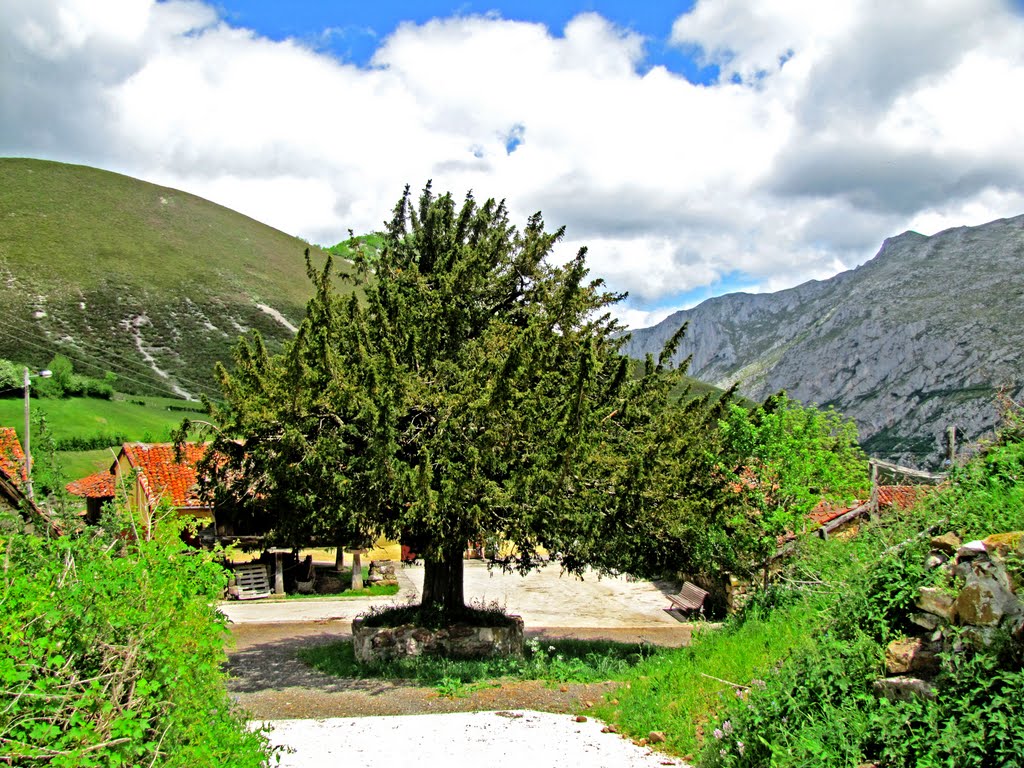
0 508 269 767
199 183 740 616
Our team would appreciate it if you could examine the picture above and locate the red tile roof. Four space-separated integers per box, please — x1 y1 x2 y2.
808 500 864 527
65 442 212 510
66 470 116 499
0 428 27 486
877 485 928 509
122 442 210 509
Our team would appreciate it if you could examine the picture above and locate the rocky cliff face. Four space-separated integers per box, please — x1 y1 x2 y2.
622 215 1024 467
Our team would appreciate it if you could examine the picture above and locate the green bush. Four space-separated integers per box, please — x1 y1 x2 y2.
53 432 129 451
0 509 270 766
695 420 1024 768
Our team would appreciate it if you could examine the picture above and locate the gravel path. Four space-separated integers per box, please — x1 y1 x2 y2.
225 620 685 719
223 565 698 766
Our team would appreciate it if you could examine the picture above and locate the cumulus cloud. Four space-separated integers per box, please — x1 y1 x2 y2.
2 0 1024 328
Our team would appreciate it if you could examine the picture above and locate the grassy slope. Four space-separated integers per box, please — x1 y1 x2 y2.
2 395 203 443
0 159 732 404
0 158 354 398
1 394 206 478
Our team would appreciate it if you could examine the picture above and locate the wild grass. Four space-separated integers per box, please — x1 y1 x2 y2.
299 637 660 689
284 582 399 599
592 601 820 759
3 395 202 445
57 448 121 480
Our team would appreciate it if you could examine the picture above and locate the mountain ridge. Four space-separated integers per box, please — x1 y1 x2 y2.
623 214 1024 466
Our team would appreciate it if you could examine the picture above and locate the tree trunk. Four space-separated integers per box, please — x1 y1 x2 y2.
420 549 465 616
351 550 364 591
335 544 345 571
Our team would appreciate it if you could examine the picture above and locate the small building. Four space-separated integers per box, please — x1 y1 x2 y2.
66 442 213 535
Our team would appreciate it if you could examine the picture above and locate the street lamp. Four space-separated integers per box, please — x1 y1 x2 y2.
23 367 52 500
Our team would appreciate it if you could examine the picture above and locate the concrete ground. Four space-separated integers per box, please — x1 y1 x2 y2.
225 562 698 766
260 711 690 768
220 560 688 631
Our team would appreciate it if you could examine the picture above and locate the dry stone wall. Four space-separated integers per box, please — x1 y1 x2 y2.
352 616 525 663
876 531 1024 700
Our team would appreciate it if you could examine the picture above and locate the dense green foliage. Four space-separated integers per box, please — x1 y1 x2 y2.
602 405 1024 767
717 393 869 570
325 231 386 262
0 356 115 400
0 509 269 766
198 183 739 621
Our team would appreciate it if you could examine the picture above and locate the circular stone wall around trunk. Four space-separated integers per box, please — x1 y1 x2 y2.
352 616 525 663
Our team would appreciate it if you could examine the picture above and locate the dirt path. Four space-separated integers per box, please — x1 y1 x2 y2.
226 621 692 720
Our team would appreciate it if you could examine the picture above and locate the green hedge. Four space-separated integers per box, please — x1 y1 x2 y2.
53 432 129 451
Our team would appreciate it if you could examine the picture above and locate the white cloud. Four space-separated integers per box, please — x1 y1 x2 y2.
2 0 1024 326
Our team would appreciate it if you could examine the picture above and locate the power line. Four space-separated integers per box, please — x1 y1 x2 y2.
0 310 226 399
0 327 209 402
0 308 220 391
0 309 190 380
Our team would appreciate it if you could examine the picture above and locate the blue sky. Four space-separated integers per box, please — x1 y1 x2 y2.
215 0 719 81
4 0 1024 328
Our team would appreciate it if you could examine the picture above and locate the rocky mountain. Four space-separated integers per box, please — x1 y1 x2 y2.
622 215 1024 467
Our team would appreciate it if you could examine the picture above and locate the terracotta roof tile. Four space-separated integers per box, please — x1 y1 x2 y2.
0 428 27 486
122 442 210 508
66 471 116 499
877 485 928 509
808 500 863 527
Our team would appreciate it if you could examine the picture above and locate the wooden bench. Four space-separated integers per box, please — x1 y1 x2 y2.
667 581 709 614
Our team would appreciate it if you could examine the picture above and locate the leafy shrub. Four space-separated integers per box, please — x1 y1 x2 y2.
717 393 869 570
699 629 1024 768
27 355 115 400
53 432 129 451
0 508 270 766
695 415 1024 768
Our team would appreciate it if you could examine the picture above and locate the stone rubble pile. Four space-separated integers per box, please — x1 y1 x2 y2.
875 531 1023 701
367 559 399 586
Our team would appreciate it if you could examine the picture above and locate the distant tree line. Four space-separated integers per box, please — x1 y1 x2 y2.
0 355 116 399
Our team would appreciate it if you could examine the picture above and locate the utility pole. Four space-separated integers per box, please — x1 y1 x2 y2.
23 367 32 500
23 367 52 500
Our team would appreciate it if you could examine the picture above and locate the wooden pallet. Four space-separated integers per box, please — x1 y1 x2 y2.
233 563 272 600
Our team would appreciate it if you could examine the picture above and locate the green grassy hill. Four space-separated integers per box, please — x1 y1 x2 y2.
2 394 206 479
0 157 354 399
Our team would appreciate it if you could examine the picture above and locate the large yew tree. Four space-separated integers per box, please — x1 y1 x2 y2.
204 184 738 619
